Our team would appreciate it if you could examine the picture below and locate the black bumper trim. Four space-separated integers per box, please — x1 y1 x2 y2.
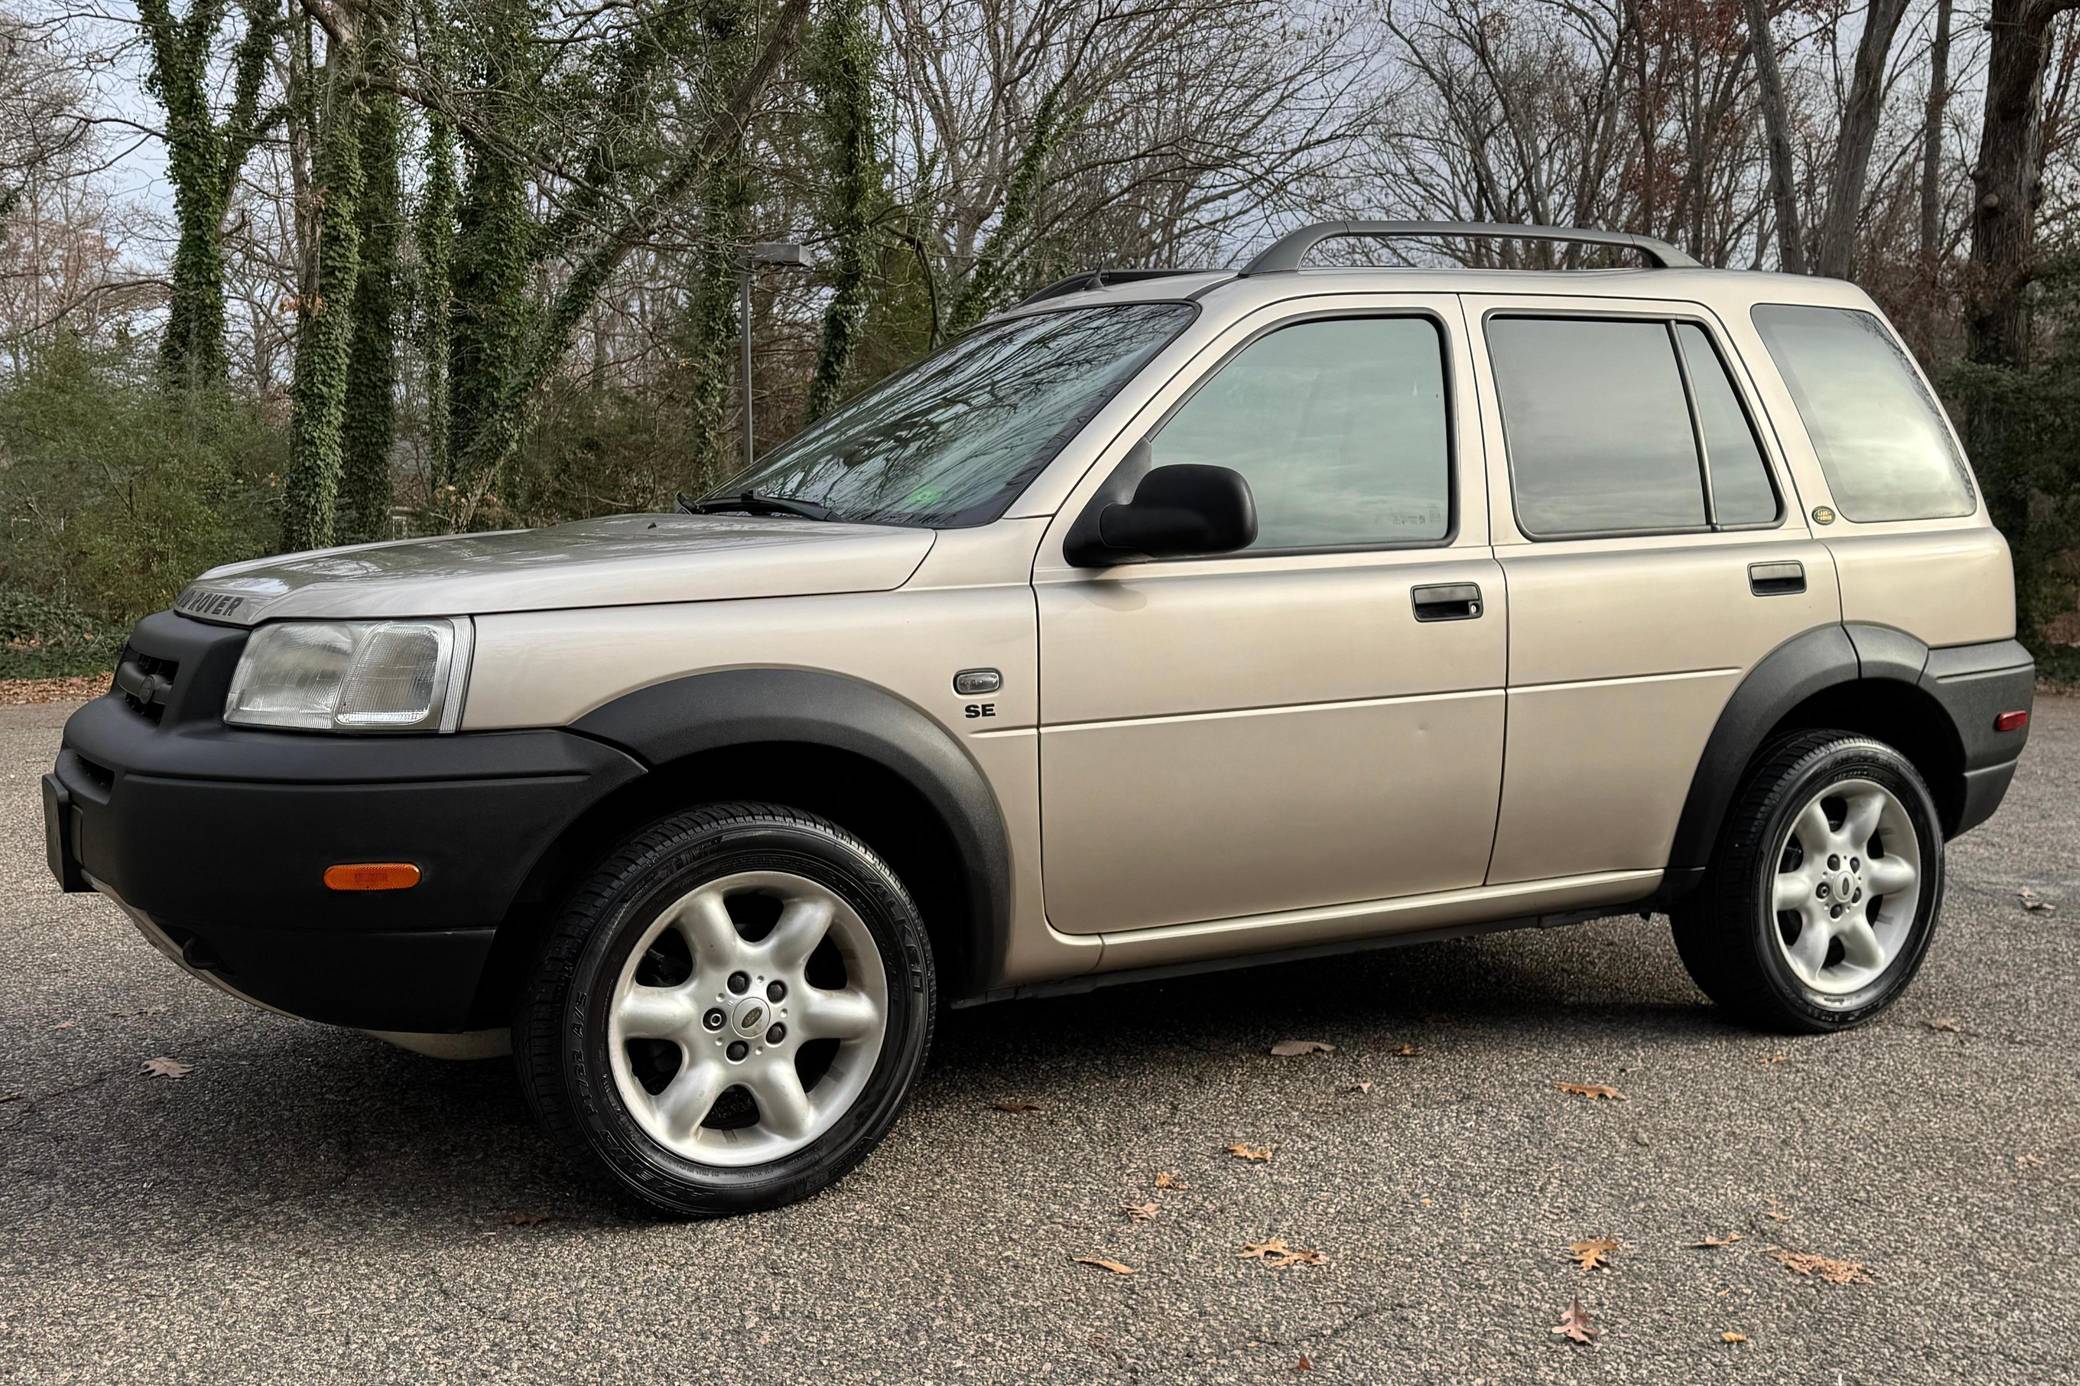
48 673 647 1033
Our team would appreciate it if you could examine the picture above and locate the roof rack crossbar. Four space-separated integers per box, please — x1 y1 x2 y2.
1014 266 1214 307
1241 221 1700 273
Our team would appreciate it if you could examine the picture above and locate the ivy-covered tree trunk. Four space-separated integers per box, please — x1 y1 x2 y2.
418 113 458 489
684 0 758 475
281 58 365 551
136 0 278 389
339 83 402 542
804 0 880 422
446 0 535 523
946 84 1077 334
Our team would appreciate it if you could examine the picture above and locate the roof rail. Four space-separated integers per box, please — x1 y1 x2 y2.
1015 266 1215 307
1241 221 1701 273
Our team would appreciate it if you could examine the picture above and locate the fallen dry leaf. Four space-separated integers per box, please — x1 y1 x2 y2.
1721 1331 1748 1344
1567 1236 1619 1271
1763 1206 1792 1222
1766 1246 1873 1285
1121 1200 1159 1222
1551 1296 1599 1346
2019 887 2056 914
1346 1080 1374 1094
1555 1081 1627 1101
53 1019 76 1031
1294 1353 1313 1372
1226 1142 1272 1162
1073 1255 1135 1276
1922 1017 1966 1033
141 1057 191 1080
1394 1043 1423 1058
2015 1153 2046 1169
1240 1237 1327 1269
1153 1171 1178 1189
1687 1233 1743 1249
1763 1052 1789 1065
1269 1039 1336 1057
991 1098 1045 1113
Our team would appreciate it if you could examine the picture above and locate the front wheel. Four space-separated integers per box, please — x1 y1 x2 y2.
516 803 934 1216
1672 730 1945 1033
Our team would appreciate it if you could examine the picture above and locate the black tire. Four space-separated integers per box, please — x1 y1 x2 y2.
515 802 934 1216
1672 730 1945 1034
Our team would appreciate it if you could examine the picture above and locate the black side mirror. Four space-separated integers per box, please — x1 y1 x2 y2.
1064 461 1257 567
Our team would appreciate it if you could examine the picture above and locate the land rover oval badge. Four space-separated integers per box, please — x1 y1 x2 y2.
1811 506 1836 525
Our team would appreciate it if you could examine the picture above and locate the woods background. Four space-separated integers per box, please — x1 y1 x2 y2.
2 0 2078 677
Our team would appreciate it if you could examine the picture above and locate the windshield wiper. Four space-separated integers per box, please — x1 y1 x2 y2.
677 489 836 521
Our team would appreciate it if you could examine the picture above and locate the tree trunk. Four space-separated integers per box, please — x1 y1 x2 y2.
1919 0 1954 258
685 0 758 478
446 0 535 518
340 84 401 542
1813 0 1910 278
281 57 365 552
1743 0 1806 273
805 0 880 423
1968 0 2074 370
417 113 457 490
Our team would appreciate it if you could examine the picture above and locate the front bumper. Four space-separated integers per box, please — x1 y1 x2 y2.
45 611 644 1033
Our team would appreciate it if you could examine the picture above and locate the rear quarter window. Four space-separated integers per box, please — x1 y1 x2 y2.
1750 304 1975 522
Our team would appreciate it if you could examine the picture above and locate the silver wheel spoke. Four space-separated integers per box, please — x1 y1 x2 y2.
1841 790 1885 852
1773 872 1812 913
747 1061 815 1140
674 888 742 969
1865 855 1917 896
1837 917 1886 969
1794 798 1834 855
1789 919 1832 980
654 1061 728 1140
765 896 835 970
799 987 879 1041
618 984 696 1040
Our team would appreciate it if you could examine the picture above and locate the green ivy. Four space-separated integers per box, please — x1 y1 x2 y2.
804 0 882 422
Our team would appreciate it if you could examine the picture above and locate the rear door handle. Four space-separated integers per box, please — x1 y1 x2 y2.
1748 560 1805 596
1412 582 1483 621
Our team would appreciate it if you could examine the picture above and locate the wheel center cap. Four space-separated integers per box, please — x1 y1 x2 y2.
732 998 769 1035
1839 873 1856 897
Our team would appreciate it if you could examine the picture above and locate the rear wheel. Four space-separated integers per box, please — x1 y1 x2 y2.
516 803 934 1215
1672 731 1944 1033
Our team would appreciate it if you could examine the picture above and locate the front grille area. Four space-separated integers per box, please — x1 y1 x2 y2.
114 649 180 723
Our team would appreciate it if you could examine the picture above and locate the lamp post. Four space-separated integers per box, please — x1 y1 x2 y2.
737 241 813 469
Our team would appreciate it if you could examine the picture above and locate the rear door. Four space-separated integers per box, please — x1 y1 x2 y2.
1034 294 1507 935
1464 296 1842 885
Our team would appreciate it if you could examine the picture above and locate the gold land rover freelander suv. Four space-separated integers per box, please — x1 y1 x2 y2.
43 222 2035 1215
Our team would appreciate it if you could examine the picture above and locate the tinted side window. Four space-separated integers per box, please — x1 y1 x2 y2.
1149 316 1450 549
1488 317 1706 535
1676 323 1779 526
1751 304 1975 522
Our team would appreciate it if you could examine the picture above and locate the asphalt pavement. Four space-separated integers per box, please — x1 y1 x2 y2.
2 696 2075 1383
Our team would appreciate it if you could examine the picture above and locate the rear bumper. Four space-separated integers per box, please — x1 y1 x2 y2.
1921 639 2035 837
45 612 644 1032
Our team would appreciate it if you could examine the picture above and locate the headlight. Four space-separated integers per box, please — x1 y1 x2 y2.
224 619 472 732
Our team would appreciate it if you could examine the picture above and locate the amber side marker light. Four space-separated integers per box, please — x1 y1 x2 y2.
324 862 423 892
1994 710 2030 734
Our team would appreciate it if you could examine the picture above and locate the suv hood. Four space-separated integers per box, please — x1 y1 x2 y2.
174 514 936 625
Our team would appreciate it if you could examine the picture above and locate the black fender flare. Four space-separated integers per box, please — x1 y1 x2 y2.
1666 623 1932 872
569 668 1012 993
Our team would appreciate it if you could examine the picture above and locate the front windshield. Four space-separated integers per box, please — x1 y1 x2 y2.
711 302 1196 527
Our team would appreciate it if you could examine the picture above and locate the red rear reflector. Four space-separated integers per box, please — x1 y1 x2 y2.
324 862 422 892
1994 710 2030 734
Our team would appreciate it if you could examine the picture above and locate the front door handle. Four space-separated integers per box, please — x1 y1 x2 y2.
1749 560 1806 596
1412 582 1483 621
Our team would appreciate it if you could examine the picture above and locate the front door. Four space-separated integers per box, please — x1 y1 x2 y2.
1463 296 1843 885
1034 296 1507 936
